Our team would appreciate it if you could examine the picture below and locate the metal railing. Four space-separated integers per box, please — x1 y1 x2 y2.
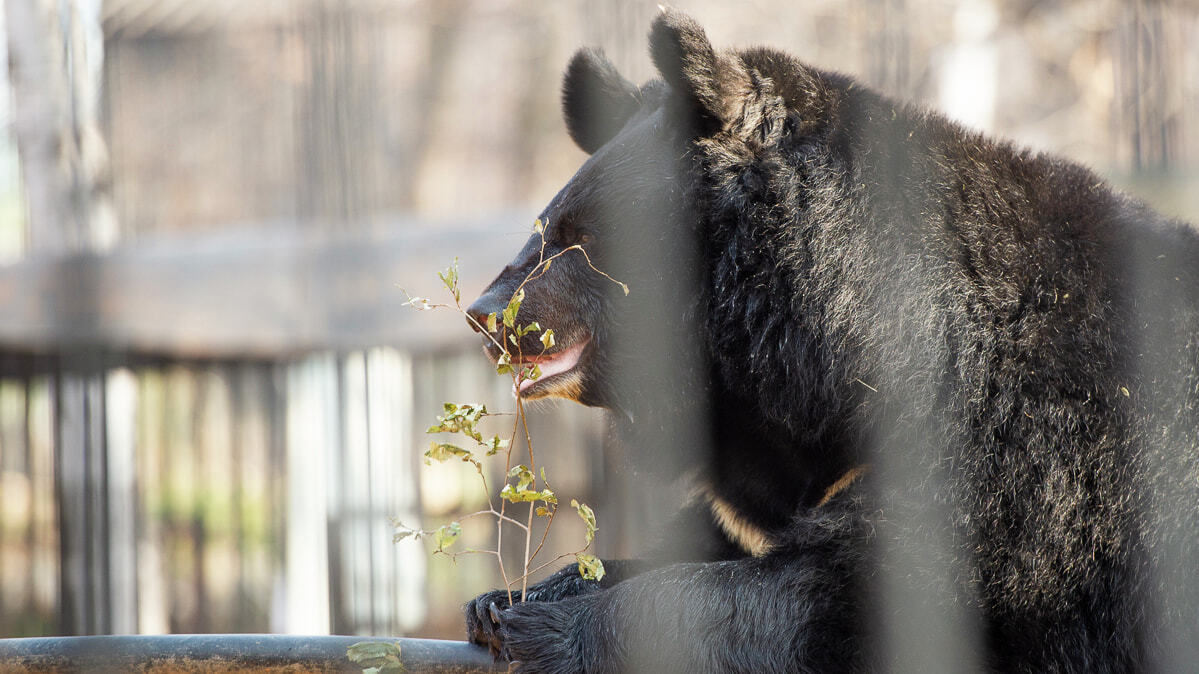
0 635 504 673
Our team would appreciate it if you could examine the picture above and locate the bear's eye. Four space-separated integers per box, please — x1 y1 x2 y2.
550 220 578 245
580 233 593 245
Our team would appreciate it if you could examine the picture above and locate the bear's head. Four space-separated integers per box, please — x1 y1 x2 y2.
467 10 820 426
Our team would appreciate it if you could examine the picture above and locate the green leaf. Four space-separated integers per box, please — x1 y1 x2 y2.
433 522 461 552
486 312 498 333
502 289 525 328
535 506 552 517
496 352 513 375
486 435 508 456
500 484 557 504
533 218 544 234
347 640 405 672
427 403 488 438
540 329 555 350
571 499 598 544
438 258 460 303
508 464 534 491
576 554 605 582
523 363 542 381
392 529 417 543
424 441 472 465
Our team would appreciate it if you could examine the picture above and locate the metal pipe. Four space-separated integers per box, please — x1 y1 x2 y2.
0 635 505 673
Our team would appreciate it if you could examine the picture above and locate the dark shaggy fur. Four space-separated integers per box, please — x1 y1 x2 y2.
463 10 1199 673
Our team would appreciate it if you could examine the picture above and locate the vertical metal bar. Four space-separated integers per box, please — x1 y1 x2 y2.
385 348 424 635
327 354 349 634
267 361 289 634
88 373 110 635
27 375 57 633
22 372 37 624
105 368 138 634
136 367 170 634
361 352 379 635
53 372 85 635
229 363 248 633
284 355 334 634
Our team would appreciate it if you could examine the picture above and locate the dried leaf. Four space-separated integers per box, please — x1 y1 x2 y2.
424 441 471 465
347 641 405 672
403 297 433 311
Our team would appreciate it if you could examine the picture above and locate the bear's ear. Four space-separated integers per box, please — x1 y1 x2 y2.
649 9 747 130
562 48 641 155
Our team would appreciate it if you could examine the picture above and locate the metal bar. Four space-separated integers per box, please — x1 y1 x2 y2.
0 635 504 672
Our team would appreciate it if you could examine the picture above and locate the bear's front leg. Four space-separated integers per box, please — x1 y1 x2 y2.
486 559 865 673
482 497 871 673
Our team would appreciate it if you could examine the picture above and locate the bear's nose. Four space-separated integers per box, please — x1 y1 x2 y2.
465 295 498 335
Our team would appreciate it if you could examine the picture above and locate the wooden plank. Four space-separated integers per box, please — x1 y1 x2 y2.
0 223 521 359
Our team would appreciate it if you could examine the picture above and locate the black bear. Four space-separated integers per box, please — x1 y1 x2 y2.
463 10 1199 673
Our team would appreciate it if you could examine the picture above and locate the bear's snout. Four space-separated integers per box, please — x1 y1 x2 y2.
465 294 498 335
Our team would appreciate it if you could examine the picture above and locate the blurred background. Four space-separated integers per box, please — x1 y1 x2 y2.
0 0 1196 640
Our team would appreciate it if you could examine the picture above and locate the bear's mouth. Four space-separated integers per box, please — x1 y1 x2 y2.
512 337 590 397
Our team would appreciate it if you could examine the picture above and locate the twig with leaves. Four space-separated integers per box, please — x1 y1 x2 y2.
392 218 625 605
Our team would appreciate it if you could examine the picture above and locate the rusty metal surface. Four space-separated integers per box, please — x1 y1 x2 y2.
0 635 507 673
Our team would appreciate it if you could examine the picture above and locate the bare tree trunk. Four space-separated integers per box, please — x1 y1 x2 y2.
6 0 119 637
5 0 114 254
1114 0 1182 172
860 0 912 97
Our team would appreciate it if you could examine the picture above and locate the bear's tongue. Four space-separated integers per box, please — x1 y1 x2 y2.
516 339 588 394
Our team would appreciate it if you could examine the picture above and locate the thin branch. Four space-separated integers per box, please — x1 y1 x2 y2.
526 505 558 566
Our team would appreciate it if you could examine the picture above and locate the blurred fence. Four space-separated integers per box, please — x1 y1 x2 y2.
0 0 1197 648
0 238 613 638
